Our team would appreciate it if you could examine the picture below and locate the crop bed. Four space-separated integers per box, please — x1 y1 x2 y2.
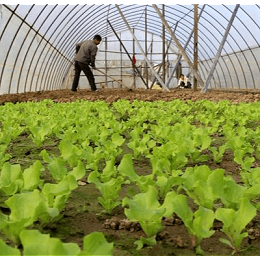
1 88 260 104
1 88 260 256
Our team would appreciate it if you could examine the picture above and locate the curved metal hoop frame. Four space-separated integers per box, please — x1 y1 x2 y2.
0 4 260 93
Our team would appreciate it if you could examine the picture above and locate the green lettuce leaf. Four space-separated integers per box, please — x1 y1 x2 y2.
0 239 20 256
80 232 114 256
20 229 80 256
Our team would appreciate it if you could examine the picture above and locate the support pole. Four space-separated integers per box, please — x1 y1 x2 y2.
162 4 165 83
165 4 205 88
145 7 149 86
150 38 173 89
120 32 123 88
107 19 148 89
152 4 204 88
105 37 108 87
133 28 136 88
202 4 240 93
193 4 198 91
115 4 169 91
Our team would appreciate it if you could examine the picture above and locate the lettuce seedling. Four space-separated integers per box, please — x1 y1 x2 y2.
48 157 68 182
0 162 23 196
215 197 256 254
209 144 227 164
59 139 83 167
180 166 216 209
42 175 78 211
22 160 44 191
3 189 57 243
29 124 52 148
122 185 165 250
0 144 11 169
88 171 124 214
155 175 176 199
117 154 139 182
161 193 215 255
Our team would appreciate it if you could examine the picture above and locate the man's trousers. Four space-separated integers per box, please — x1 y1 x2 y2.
71 61 97 91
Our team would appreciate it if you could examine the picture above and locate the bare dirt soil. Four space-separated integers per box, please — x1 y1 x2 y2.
1 88 260 105
3 88 260 256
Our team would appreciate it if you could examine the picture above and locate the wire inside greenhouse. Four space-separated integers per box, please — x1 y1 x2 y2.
2 3 260 257
1 4 260 94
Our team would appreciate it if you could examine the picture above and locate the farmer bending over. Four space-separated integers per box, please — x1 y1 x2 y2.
71 34 102 92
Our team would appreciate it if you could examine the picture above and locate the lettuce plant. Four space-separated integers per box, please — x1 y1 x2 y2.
161 192 215 255
0 162 23 196
59 139 84 167
20 230 113 256
79 231 114 256
20 229 80 256
88 171 124 214
0 143 11 169
209 144 227 164
22 160 44 191
117 154 139 182
3 189 59 243
42 174 78 212
180 166 217 209
0 160 45 195
28 123 54 148
215 197 256 254
122 185 166 250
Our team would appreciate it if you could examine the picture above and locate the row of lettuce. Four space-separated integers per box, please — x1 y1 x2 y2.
1 98 260 255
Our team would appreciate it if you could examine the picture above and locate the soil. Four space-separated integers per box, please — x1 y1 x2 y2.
1 88 260 105
2 88 260 256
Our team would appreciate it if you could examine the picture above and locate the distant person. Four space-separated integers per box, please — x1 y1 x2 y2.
177 74 192 89
71 35 102 92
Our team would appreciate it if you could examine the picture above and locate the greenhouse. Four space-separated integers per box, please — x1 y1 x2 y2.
1 4 260 93
1 3 260 257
